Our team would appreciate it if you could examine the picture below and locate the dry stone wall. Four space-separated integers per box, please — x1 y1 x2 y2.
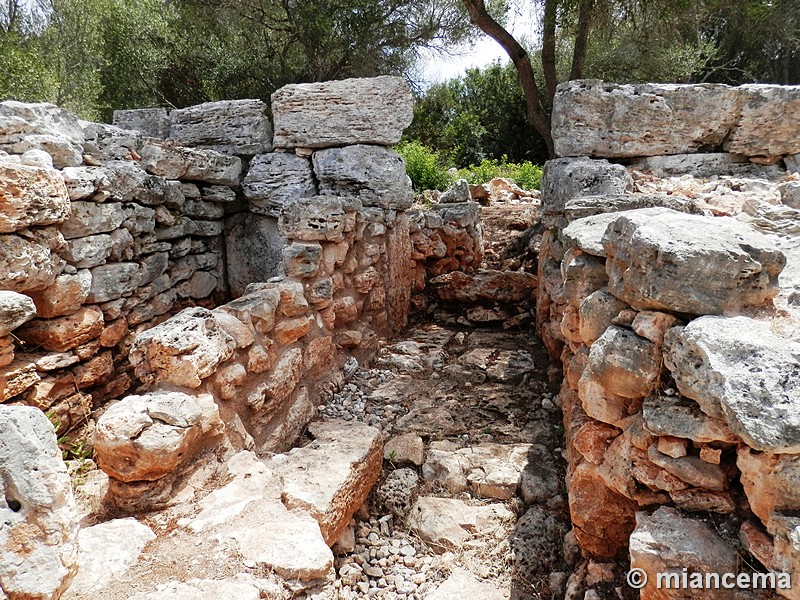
540 80 800 597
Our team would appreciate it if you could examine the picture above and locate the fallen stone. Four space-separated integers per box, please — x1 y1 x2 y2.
272 76 413 148
438 178 471 204
275 421 382 545
552 80 740 158
384 433 425 466
629 506 740 600
169 99 272 155
94 390 222 482
16 305 104 352
407 496 513 553
66 518 155 597
139 141 242 186
376 468 419 518
664 316 800 453
243 152 316 215
314 145 413 210
603 208 785 314
0 290 36 336
0 405 79 600
0 228 66 293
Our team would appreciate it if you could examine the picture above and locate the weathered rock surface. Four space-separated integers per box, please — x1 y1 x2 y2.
725 85 800 157
60 201 126 239
629 507 741 600
738 448 800 527
578 289 628 345
225 213 285 297
272 76 413 148
430 270 536 304
279 195 351 242
112 108 170 138
0 101 84 167
126 579 261 600
428 567 508 600
130 307 236 388
0 290 36 336
17 305 104 352
642 394 737 444
94 390 222 482
664 316 800 453
0 228 66 292
552 80 740 158
139 142 242 186
66 518 156 597
242 152 316 215
274 421 382 545
87 262 141 303
603 208 785 314
28 270 92 318
407 496 513 553
313 145 413 210
0 162 70 233
0 406 79 600
169 99 272 155
540 157 632 218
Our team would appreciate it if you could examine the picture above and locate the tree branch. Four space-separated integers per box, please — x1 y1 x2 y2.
541 0 558 100
569 0 595 81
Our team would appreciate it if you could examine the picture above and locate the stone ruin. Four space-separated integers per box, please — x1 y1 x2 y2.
0 75 799 600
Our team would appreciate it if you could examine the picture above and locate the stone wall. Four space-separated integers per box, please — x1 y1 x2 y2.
0 102 237 440
538 81 800 597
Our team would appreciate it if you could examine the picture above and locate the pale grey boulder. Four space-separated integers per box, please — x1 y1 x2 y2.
272 76 413 149
80 120 143 162
0 291 36 336
87 262 142 303
0 162 70 233
60 201 127 239
0 228 66 293
169 99 272 155
552 80 740 158
0 101 85 168
603 207 785 315
724 84 800 157
112 108 170 138
0 406 79 600
313 145 413 210
139 142 242 186
540 157 632 219
664 316 800 453
243 152 316 216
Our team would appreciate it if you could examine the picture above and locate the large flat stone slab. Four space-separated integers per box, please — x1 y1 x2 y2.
664 316 800 453
169 99 272 156
272 76 413 149
603 207 785 315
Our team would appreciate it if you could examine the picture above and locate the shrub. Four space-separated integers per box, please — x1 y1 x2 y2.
396 141 451 192
456 156 543 190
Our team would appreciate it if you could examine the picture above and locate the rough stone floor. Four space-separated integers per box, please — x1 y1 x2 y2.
320 319 567 599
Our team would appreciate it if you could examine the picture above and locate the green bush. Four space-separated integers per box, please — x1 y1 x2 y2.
456 156 543 191
396 141 451 192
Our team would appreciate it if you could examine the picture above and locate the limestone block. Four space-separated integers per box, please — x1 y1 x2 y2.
631 311 679 345
603 208 785 314
767 515 800 600
438 178 471 204
578 289 628 345
630 507 741 600
552 80 740 158
87 262 141 303
0 162 70 233
72 350 114 389
279 195 350 242
725 84 800 157
642 394 738 444
63 234 114 268
94 390 222 482
664 316 800 453
429 269 536 304
562 193 703 223
428 567 509 600
0 100 84 167
27 270 91 318
0 228 66 292
170 99 272 155
540 157 632 218
60 201 127 239
139 141 242 186
407 496 513 554
0 359 40 402
272 76 413 148
738 448 800 527
129 307 236 388
16 306 104 352
0 405 79 599
561 212 620 257
275 421 382 545
0 291 36 336
102 160 162 204
122 203 156 235
384 433 425 466
646 444 726 491
176 271 217 299
113 108 170 138
259 348 303 409
242 152 317 216
313 145 412 210
560 250 608 307
219 287 280 334
81 121 142 162
629 152 764 178
225 213 285 298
